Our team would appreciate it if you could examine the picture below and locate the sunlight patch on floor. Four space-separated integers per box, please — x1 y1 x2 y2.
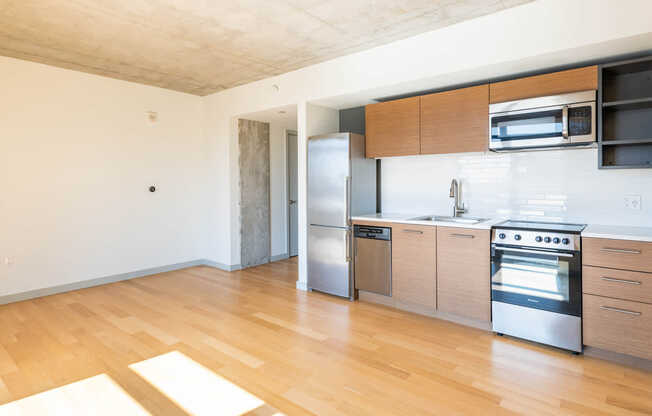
129 351 283 416
0 374 149 415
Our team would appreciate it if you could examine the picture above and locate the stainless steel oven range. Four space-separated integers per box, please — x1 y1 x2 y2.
491 220 586 353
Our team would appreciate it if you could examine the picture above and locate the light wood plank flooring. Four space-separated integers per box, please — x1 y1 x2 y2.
0 257 651 415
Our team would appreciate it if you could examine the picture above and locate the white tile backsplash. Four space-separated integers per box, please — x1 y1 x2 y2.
381 148 652 227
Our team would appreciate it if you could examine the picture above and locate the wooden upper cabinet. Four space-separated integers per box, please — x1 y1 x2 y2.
420 85 488 155
489 66 598 104
365 96 420 158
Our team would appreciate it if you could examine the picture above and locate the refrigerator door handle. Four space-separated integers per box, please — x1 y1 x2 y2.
346 229 351 262
344 176 350 224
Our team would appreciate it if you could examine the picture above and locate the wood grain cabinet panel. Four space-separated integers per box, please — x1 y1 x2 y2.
420 85 488 155
583 266 652 305
392 224 436 311
489 66 598 104
365 96 420 158
582 238 652 273
583 294 652 360
436 227 491 322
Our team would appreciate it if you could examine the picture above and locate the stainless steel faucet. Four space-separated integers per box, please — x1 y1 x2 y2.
449 179 466 217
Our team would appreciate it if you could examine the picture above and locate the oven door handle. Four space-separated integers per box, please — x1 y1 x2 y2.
562 105 569 139
494 246 574 258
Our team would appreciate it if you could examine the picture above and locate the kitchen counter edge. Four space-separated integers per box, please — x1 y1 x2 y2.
350 215 504 230
582 224 652 243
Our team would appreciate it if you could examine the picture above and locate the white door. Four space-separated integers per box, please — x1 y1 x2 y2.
287 131 299 257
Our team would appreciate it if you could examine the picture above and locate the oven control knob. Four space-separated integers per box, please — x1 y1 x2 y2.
514 234 522 241
562 238 570 245
498 233 506 239
553 237 561 244
535 236 543 242
544 237 552 243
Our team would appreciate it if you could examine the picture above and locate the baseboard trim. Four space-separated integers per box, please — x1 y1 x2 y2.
0 258 246 305
358 290 492 331
0 260 210 305
583 347 652 371
202 259 242 272
270 253 290 262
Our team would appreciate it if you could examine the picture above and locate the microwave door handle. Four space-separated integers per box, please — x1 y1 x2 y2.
562 105 569 139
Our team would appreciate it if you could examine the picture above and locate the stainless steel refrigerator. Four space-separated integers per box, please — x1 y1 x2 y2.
308 132 376 299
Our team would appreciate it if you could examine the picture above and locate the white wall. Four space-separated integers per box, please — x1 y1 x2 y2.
202 0 652 285
0 56 207 297
381 149 652 227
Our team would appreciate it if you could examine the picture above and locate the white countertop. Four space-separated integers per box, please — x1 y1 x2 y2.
353 214 652 240
582 224 652 243
351 213 505 230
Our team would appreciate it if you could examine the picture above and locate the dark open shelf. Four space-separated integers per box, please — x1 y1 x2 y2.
599 55 652 169
601 142 652 168
601 138 652 145
602 57 652 102
602 97 652 110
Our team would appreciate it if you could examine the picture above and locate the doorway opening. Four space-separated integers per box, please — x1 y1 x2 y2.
236 105 298 275
287 130 298 258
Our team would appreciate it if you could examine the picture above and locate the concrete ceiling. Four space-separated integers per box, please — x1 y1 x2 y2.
0 0 533 96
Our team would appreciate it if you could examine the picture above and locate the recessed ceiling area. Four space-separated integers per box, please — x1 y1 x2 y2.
0 0 533 96
239 104 298 126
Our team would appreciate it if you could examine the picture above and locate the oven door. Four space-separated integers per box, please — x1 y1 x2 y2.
489 101 595 150
491 244 581 316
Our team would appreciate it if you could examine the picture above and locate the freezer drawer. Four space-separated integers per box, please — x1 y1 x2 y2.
308 225 352 298
354 237 391 296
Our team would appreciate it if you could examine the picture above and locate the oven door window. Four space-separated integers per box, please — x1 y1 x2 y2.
491 246 581 316
491 109 563 143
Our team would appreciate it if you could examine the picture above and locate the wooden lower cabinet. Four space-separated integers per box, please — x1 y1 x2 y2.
583 293 652 360
583 265 652 305
436 227 491 322
392 224 437 311
583 237 652 273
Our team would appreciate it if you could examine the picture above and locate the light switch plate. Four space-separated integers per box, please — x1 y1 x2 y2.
624 195 642 210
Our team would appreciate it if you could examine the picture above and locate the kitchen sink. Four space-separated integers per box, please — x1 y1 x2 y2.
408 215 488 224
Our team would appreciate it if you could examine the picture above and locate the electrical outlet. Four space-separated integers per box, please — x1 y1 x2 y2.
624 195 642 211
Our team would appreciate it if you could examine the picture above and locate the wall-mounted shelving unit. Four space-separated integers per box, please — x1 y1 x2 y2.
599 56 652 169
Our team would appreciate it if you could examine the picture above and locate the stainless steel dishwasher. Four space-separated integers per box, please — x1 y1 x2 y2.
354 225 391 296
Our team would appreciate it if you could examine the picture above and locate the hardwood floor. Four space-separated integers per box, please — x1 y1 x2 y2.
0 257 651 415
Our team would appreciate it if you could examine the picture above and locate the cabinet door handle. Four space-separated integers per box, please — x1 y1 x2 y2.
402 229 423 234
600 305 641 316
600 276 641 285
600 247 641 255
450 233 474 239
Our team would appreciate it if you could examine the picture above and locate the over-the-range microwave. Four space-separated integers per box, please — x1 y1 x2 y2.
489 90 596 152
